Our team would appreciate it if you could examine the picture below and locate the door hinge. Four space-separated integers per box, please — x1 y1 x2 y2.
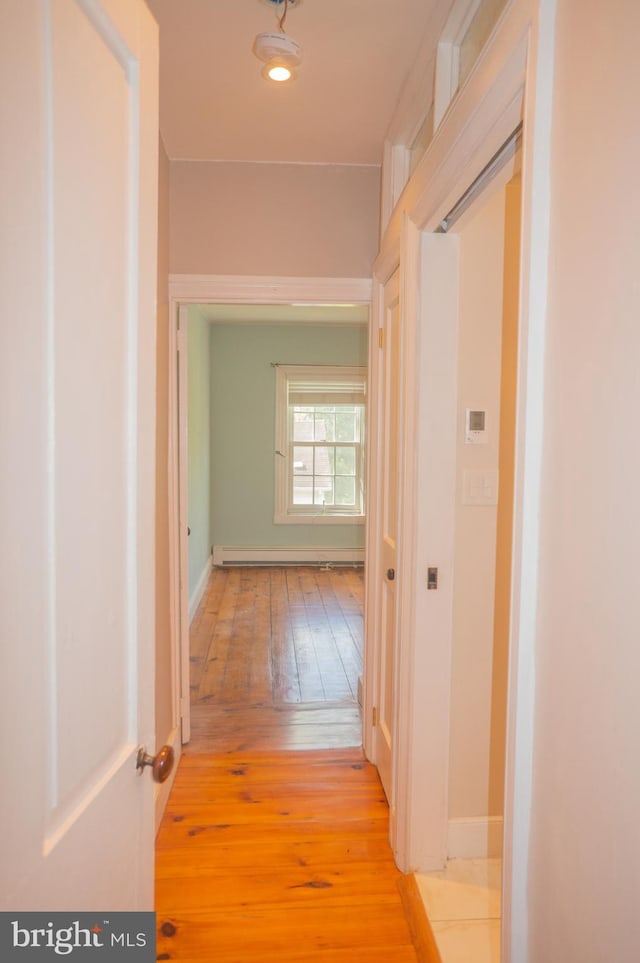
378 329 384 349
372 706 378 726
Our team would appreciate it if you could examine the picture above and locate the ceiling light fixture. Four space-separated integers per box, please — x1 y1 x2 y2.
253 0 302 84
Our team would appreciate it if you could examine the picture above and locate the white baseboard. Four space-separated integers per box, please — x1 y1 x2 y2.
154 724 182 836
447 816 504 859
212 545 365 566
189 556 212 622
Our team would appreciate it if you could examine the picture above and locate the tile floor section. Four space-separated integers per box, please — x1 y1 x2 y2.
415 858 501 963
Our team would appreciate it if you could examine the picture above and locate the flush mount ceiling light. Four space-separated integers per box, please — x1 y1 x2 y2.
253 0 302 84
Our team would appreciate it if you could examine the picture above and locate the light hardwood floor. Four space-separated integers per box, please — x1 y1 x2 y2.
155 566 436 961
190 565 365 708
156 747 422 961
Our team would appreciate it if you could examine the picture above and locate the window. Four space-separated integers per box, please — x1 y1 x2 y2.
274 365 366 524
434 0 509 128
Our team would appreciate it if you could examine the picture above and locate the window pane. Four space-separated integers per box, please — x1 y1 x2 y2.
293 447 312 475
335 476 356 506
335 447 356 476
314 478 334 506
293 476 313 505
314 412 335 442
409 102 434 174
314 446 335 476
336 409 357 442
459 0 509 90
292 410 314 442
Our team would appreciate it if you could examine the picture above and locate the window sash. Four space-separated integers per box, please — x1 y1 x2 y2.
274 365 366 524
288 433 364 515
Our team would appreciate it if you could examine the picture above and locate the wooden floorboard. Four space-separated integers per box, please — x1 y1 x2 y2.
397 875 443 963
156 566 422 961
188 703 361 754
156 747 419 962
190 566 364 710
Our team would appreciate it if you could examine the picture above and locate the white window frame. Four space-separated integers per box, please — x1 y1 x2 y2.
274 364 366 525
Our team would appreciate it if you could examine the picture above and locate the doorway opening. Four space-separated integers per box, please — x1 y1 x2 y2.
415 151 522 962
167 279 373 754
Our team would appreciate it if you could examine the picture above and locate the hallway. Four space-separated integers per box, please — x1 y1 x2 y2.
156 746 423 961
155 566 432 961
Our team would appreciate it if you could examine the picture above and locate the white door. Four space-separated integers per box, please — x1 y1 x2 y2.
375 270 401 803
0 0 158 909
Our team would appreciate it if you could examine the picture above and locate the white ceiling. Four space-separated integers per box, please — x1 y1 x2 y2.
146 0 441 165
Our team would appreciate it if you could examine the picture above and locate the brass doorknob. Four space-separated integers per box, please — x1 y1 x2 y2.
136 744 175 783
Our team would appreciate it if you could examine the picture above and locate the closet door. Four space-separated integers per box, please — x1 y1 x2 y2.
375 269 401 806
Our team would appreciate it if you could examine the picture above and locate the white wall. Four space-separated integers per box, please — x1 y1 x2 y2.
209 322 367 554
448 186 505 824
170 161 380 278
529 0 640 960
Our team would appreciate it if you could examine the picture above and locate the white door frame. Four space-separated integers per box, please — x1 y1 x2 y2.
167 276 373 745
364 1 556 959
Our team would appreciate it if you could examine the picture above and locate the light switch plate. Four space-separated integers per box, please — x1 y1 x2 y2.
462 469 499 506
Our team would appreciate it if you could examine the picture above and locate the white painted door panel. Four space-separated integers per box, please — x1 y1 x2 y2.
376 271 401 802
0 0 158 909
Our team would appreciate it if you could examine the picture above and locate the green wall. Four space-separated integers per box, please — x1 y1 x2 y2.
210 323 368 549
187 307 211 596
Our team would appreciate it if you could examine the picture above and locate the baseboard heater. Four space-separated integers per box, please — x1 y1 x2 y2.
212 545 365 567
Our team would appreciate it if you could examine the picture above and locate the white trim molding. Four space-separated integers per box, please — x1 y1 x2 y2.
189 556 212 623
392 228 460 875
212 545 364 566
448 816 504 859
169 274 373 305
